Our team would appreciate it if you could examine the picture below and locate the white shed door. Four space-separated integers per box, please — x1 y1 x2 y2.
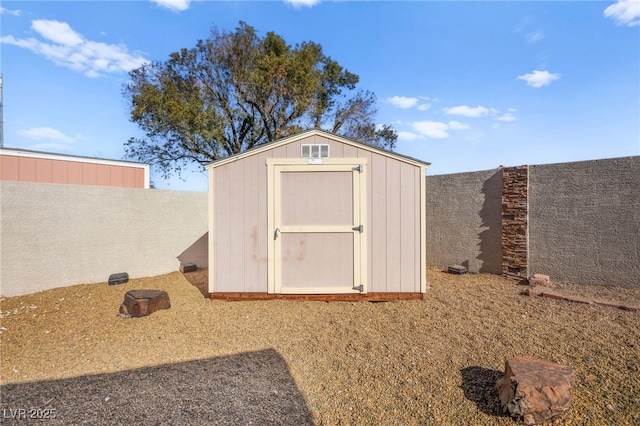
268 161 367 294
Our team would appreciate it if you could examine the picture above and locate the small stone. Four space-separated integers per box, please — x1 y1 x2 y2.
529 277 547 287
532 274 550 284
527 287 547 297
583 356 595 363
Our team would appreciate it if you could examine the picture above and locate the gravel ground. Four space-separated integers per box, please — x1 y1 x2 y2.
1 268 639 425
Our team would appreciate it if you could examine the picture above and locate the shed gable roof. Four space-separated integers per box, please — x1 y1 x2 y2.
206 129 430 169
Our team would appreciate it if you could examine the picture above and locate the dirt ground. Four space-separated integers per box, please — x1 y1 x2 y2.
1 268 639 425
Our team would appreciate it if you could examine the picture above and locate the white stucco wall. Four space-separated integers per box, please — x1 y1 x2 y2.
0 181 207 297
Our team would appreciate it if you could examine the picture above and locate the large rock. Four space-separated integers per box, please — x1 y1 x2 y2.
495 356 575 425
119 290 170 318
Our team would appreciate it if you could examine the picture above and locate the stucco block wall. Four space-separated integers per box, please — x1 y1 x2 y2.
0 181 207 297
529 157 640 286
426 169 502 274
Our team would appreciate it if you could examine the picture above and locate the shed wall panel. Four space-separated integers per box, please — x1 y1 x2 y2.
385 158 402 292
400 162 417 292
370 152 387 292
229 161 246 290
285 140 300 158
214 165 231 292
257 151 271 291
343 144 358 158
243 154 261 292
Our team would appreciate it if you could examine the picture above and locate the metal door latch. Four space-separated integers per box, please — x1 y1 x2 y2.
352 284 364 293
274 227 281 240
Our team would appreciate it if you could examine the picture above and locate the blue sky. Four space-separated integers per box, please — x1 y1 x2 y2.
1 0 638 191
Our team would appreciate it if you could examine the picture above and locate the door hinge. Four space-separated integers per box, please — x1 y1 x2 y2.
353 284 364 293
353 164 364 173
352 225 363 233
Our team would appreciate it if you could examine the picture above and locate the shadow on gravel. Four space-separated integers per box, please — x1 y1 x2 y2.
0 349 313 425
460 366 507 417
182 268 210 299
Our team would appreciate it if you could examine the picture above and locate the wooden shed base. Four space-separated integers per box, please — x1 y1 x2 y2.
210 292 425 302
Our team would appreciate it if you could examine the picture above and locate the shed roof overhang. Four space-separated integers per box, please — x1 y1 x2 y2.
205 129 430 170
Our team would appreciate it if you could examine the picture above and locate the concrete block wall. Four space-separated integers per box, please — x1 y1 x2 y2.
427 156 640 288
426 169 503 274
0 181 208 297
529 157 640 286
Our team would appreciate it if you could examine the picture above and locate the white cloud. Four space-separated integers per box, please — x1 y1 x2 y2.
387 96 419 109
32 20 83 45
443 105 490 117
1 20 148 77
495 114 517 122
526 30 546 43
19 127 81 151
284 0 322 8
417 104 431 111
151 0 191 12
0 6 21 16
604 0 640 27
448 121 469 130
397 131 421 141
517 70 561 88
413 121 450 139
18 127 79 142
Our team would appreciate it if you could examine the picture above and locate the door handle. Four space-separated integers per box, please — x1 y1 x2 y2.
274 227 281 240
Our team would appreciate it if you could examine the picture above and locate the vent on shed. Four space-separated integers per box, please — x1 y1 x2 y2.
301 144 329 159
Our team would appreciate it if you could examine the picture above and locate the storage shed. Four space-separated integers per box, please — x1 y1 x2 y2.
206 129 430 300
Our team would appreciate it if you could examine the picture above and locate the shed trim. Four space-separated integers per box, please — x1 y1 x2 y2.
206 129 430 170
208 165 216 294
210 292 424 301
420 166 427 293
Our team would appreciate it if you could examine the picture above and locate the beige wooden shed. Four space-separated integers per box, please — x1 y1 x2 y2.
206 129 430 300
